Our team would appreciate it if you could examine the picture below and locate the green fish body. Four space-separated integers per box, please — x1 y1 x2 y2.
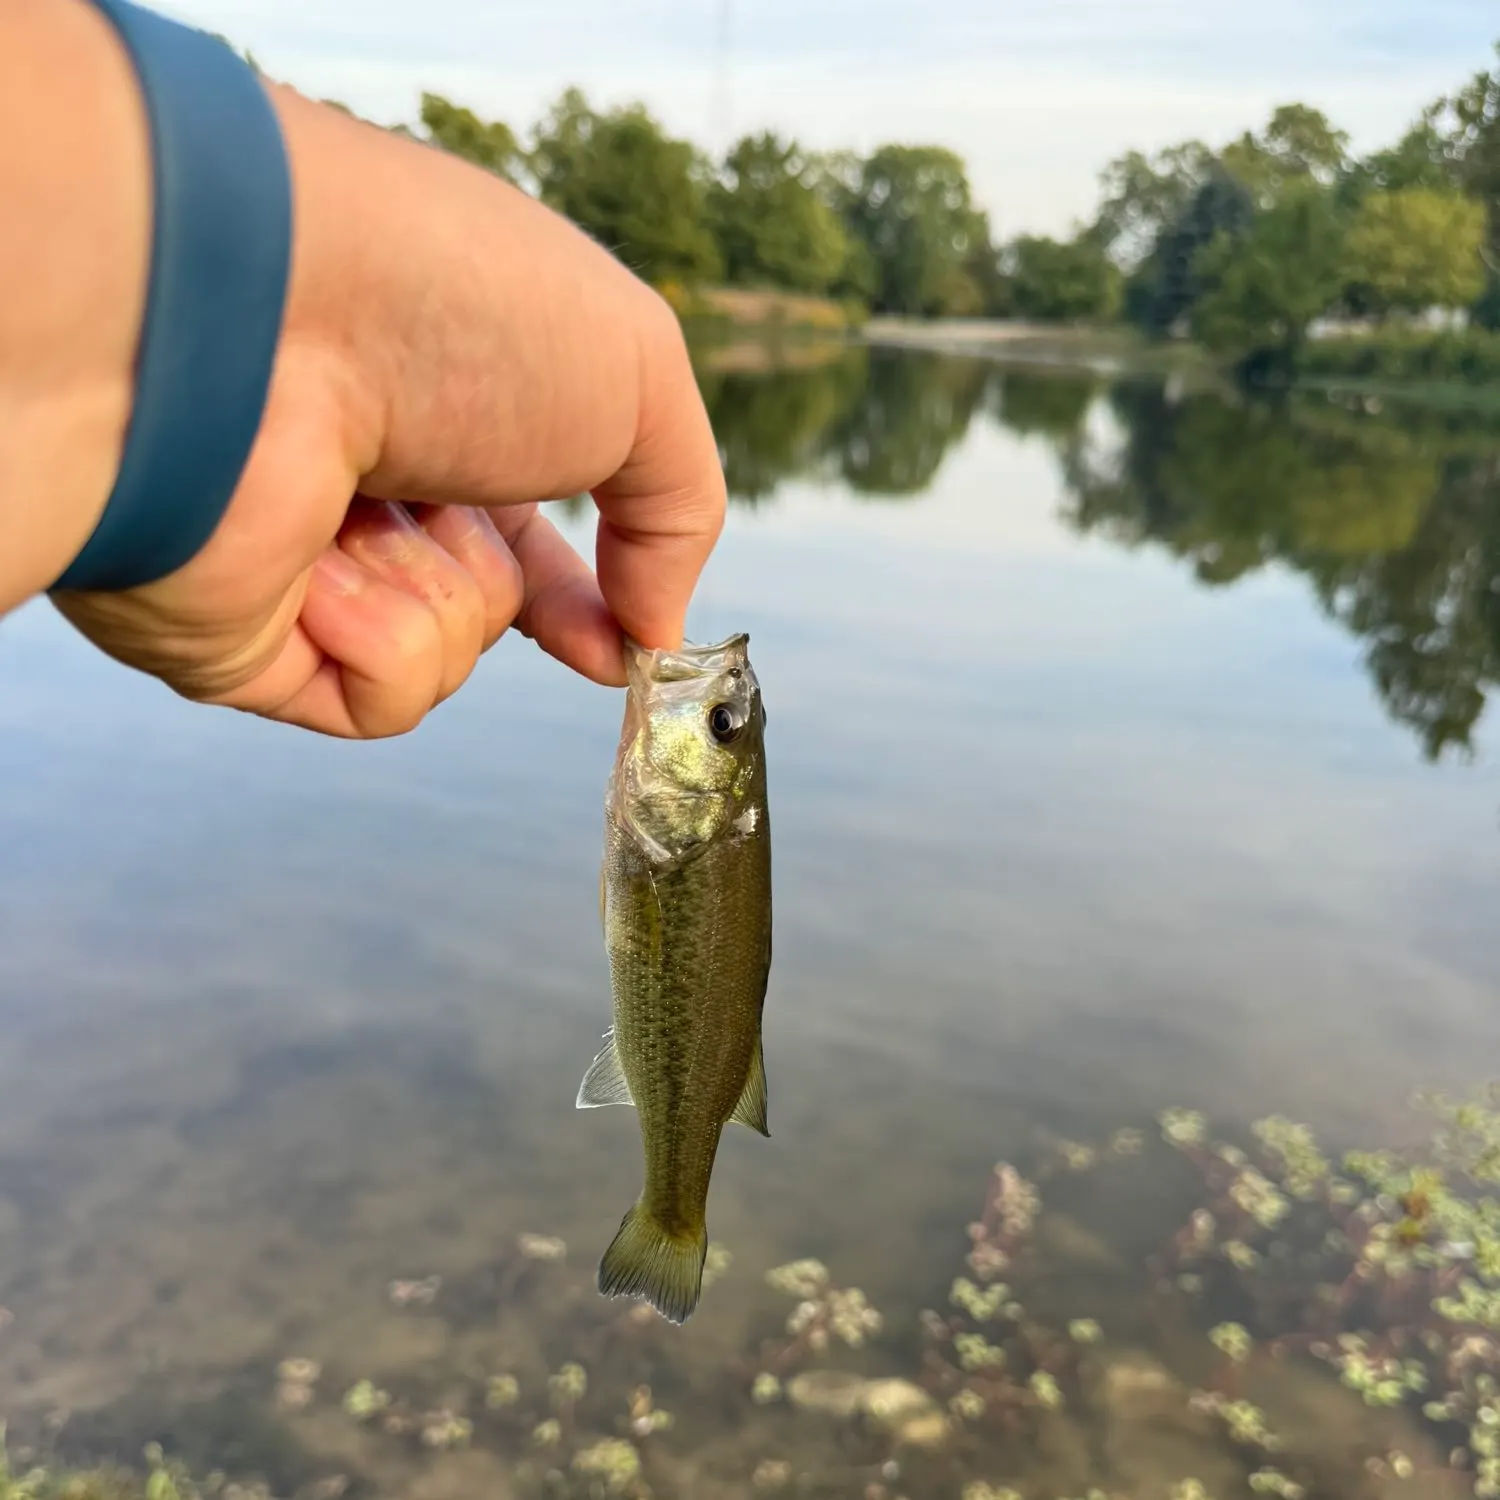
577 634 772 1324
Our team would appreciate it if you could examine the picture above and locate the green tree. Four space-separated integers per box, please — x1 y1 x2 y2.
1220 103 1351 206
528 88 721 285
1348 114 1459 196
1190 183 1348 368
1091 141 1216 266
842 146 988 316
419 93 524 183
706 133 853 294
1003 235 1122 322
803 151 883 305
1125 167 1257 337
963 211 1013 317
1341 188 1488 316
1440 44 1500 254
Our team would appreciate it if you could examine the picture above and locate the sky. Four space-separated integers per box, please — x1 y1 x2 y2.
158 0 1498 239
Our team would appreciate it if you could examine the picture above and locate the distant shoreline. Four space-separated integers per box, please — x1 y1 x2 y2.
858 317 1115 348
855 317 1211 376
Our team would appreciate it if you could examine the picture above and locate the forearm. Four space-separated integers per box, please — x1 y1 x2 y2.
0 0 152 611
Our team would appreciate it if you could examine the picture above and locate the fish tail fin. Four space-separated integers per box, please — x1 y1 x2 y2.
597 1202 707 1324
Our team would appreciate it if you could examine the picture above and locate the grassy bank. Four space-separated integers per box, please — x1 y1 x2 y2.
671 300 1499 416
1297 327 1500 387
664 285 862 334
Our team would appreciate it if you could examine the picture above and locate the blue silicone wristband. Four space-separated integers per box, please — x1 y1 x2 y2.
51 0 292 592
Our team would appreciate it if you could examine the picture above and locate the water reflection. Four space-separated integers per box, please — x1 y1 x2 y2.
702 343 1500 762
0 342 1498 1498
1060 386 1500 761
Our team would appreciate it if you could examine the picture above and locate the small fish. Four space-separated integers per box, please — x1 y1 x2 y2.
577 633 772 1324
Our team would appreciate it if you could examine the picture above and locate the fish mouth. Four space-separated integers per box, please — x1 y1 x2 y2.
625 634 750 687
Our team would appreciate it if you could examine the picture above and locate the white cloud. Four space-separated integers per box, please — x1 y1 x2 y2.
160 0 1496 238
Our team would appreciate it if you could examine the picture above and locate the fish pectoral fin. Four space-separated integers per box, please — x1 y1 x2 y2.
576 1031 635 1109
727 1036 770 1136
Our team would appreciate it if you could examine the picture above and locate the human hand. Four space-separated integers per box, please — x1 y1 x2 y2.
50 81 726 737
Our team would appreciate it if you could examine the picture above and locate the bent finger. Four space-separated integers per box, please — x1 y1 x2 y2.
487 504 626 686
406 502 524 653
218 549 446 737
339 499 488 705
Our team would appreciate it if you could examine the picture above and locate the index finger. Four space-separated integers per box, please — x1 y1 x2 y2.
591 309 726 657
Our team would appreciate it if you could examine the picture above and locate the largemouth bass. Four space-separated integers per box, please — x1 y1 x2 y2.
577 633 772 1324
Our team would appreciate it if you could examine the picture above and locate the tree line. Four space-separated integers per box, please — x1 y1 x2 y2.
687 347 1500 760
390 89 990 319
363 42 1498 357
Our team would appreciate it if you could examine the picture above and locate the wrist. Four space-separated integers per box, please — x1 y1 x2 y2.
0 0 151 609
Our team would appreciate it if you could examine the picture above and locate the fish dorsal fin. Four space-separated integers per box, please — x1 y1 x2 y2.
576 1031 635 1109
727 1037 769 1136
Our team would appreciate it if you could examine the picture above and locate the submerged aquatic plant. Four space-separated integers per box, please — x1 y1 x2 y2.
625 1385 674 1437
485 1373 521 1410
1135 1083 1500 1493
761 1259 883 1366
1248 1470 1306 1498
341 1379 390 1422
702 1242 733 1290
571 1438 640 1495
418 1410 472 1450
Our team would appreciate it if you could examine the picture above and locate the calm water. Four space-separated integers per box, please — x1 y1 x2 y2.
1 346 1499 1497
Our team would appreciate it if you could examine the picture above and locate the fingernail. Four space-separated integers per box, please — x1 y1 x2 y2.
314 548 365 596
356 508 423 565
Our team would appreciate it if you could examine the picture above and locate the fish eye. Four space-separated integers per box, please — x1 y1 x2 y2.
708 702 745 744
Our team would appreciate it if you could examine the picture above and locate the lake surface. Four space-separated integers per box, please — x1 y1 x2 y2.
1 346 1498 1499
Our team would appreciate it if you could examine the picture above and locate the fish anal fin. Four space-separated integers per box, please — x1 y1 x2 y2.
597 1202 707 1324
727 1036 769 1136
576 1031 634 1109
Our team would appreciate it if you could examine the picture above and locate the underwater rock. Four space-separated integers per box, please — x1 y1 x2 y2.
889 1408 950 1449
517 1234 567 1262
858 1379 933 1427
785 1369 868 1419
1093 1350 1189 1424
858 1379 949 1447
